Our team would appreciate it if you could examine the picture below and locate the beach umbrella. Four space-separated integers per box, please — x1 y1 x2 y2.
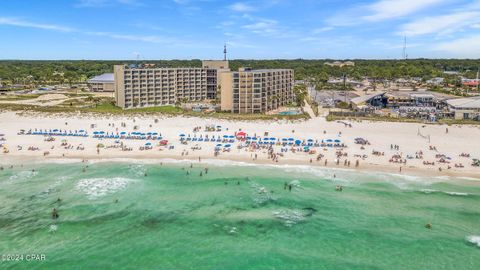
228 135 235 138
147 132 152 135
79 130 85 133
224 144 231 147
216 144 222 147
246 136 252 140
270 137 276 140
120 132 126 135
93 131 99 135
326 139 333 142
223 135 229 138
334 139 341 143
145 142 152 146
252 137 258 140
307 139 314 142
152 132 158 135
288 138 294 141
295 140 302 145
282 138 288 141
99 131 105 134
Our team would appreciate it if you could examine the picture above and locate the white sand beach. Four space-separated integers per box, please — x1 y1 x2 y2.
1 111 479 178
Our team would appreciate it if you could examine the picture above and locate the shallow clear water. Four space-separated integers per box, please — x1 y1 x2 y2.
0 161 479 269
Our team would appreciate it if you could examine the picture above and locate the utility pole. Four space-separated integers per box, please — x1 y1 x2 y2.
223 43 227 61
477 68 479 93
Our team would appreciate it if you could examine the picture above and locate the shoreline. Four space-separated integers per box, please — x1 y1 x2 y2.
3 154 480 183
1 111 479 182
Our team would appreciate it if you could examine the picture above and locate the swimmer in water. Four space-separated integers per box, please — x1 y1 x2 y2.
52 208 59 219
425 223 432 229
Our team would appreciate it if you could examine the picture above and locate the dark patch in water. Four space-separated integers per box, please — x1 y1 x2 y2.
302 207 317 217
141 212 178 228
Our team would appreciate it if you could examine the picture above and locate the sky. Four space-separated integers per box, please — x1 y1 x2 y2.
0 0 480 60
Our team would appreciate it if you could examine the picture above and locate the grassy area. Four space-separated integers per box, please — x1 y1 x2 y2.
0 94 42 101
0 102 309 121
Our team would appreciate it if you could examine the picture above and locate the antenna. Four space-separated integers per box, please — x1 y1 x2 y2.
477 68 479 92
223 43 227 61
133 52 141 62
402 36 407 60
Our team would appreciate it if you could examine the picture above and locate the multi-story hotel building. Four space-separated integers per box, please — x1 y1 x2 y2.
114 61 227 109
220 68 294 113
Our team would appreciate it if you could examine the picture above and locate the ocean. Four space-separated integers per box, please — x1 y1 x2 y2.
0 160 479 270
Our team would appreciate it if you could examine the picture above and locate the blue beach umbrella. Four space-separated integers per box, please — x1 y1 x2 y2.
224 144 231 147
223 135 229 138
145 142 152 146
295 140 302 145
120 132 126 135
288 138 294 141
334 139 341 143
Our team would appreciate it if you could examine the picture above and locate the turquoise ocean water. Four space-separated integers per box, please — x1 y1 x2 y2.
0 161 479 269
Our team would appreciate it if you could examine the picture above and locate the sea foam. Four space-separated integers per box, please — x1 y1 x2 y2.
76 177 132 199
8 170 38 181
466 235 480 247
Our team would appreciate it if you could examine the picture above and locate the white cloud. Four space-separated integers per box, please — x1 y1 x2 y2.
87 31 175 44
399 11 480 36
327 0 446 26
229 2 255 12
0 17 74 32
75 0 143 8
433 35 480 58
363 0 446 21
312 26 334 34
